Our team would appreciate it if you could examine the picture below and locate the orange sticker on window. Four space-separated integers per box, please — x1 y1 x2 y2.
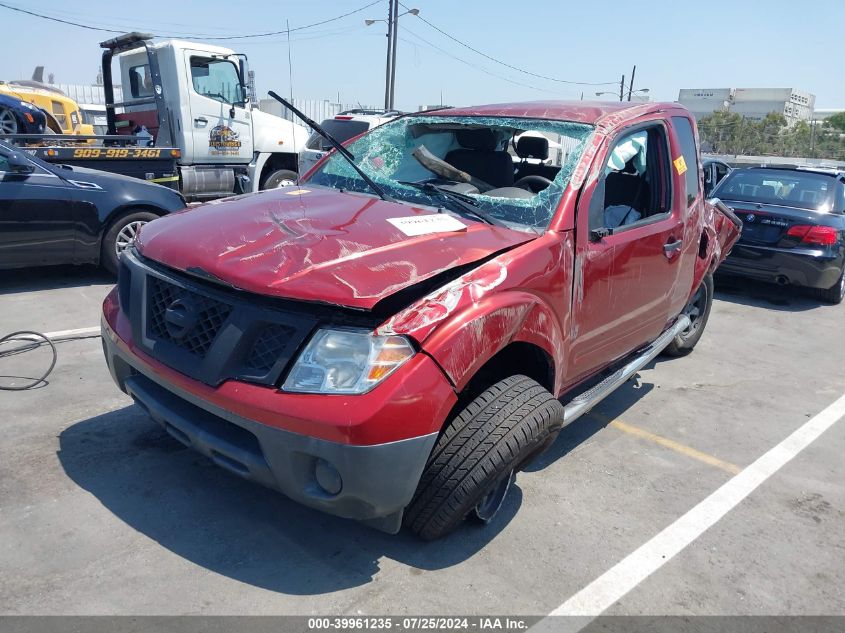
673 156 688 175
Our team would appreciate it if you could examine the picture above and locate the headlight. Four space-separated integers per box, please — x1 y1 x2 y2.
282 328 415 394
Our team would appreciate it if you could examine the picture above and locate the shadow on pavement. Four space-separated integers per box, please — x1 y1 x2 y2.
713 274 824 312
526 376 656 473
58 405 520 595
0 265 113 295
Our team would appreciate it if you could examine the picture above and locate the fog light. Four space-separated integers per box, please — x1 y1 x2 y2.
315 459 342 495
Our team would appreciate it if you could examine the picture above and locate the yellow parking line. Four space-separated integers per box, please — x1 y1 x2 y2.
604 418 743 475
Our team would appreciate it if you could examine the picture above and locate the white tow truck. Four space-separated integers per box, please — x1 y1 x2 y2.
9 32 309 200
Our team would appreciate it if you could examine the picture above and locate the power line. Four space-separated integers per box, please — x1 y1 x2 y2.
0 0 382 40
401 28 570 97
399 2 619 87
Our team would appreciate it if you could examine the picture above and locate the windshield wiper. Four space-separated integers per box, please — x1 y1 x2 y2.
267 91 395 203
398 181 504 227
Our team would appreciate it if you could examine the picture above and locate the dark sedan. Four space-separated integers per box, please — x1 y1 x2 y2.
0 94 46 135
0 141 186 273
713 166 845 304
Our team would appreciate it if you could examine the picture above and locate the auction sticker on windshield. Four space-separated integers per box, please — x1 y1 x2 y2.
387 214 468 236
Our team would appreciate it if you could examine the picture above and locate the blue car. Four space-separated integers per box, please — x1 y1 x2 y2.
0 93 46 135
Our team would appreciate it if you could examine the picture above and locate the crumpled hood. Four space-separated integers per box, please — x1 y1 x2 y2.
135 186 536 310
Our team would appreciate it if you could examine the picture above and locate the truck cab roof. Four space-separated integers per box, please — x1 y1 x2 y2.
428 100 681 128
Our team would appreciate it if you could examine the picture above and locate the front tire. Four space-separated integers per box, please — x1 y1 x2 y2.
101 210 159 274
404 375 564 541
815 267 845 305
663 274 714 357
261 169 298 190
0 107 20 134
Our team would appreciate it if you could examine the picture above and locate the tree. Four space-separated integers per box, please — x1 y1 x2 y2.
697 110 845 160
825 111 845 133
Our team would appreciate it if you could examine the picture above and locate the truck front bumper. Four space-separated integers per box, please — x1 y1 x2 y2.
102 314 446 534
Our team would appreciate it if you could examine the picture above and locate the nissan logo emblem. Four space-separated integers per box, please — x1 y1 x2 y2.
164 298 198 340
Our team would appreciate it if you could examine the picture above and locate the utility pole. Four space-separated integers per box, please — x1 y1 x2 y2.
627 65 636 101
383 0 394 110
619 74 625 102
810 120 817 158
388 0 399 110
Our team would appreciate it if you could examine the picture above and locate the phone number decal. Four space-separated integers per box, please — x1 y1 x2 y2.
70 148 164 159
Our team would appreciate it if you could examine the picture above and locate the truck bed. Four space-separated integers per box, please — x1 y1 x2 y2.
6 133 180 190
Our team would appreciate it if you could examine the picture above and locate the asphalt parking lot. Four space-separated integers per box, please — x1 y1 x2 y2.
0 266 843 617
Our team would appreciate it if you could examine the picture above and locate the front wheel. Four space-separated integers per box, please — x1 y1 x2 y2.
101 211 159 274
0 107 19 134
404 375 564 540
663 274 714 357
261 169 298 190
815 267 845 305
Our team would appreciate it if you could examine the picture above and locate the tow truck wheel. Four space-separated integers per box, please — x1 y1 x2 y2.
261 169 298 190
101 210 160 274
404 375 564 541
663 274 714 357
0 107 19 134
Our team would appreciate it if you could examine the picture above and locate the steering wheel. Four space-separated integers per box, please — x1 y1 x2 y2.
513 175 553 193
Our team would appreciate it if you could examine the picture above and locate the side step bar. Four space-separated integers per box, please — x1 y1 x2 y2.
562 315 691 425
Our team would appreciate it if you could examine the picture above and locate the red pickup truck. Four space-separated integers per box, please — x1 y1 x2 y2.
101 101 740 540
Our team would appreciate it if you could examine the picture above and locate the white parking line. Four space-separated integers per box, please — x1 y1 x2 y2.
17 326 101 341
548 391 845 619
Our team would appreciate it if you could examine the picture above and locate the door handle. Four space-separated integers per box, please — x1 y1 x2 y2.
663 239 683 258
194 117 208 126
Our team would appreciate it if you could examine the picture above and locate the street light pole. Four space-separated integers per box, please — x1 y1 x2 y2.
619 74 625 102
388 0 399 109
383 0 394 110
627 65 636 101
367 2 418 110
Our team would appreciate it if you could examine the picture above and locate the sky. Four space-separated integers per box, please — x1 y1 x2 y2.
1 0 843 111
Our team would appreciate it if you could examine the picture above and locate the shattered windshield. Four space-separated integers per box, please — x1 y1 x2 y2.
304 115 594 232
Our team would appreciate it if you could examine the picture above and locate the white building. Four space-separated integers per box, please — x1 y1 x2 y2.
678 88 815 124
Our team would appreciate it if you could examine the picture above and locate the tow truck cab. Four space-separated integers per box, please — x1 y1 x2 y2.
100 32 309 200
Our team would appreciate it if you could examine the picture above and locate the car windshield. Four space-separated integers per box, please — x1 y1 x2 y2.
304 114 594 232
714 168 837 212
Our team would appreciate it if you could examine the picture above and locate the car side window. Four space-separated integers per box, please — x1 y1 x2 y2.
0 156 9 173
671 116 700 206
590 124 672 232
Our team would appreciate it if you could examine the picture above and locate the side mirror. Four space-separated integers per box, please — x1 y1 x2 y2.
4 151 35 174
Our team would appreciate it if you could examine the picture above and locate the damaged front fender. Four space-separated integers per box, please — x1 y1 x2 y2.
378 234 572 393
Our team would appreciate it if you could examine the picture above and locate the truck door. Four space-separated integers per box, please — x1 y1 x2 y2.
569 120 693 378
183 52 254 164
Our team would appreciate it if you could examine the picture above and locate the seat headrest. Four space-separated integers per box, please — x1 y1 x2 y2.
454 128 498 151
516 135 549 160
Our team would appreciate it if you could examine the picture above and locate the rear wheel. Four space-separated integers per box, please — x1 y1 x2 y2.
0 107 19 134
663 274 714 357
101 210 159 274
404 375 564 540
261 169 298 190
815 267 845 305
